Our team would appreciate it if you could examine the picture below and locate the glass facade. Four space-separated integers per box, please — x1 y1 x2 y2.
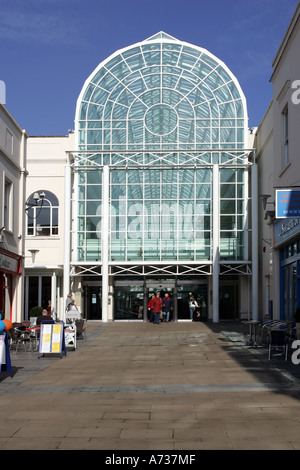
78 32 245 153
78 169 102 261
109 167 211 262
75 32 248 266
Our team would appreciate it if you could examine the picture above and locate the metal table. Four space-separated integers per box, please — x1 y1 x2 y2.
246 320 261 347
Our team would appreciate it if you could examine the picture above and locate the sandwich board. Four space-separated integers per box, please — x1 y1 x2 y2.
38 321 66 359
0 332 12 376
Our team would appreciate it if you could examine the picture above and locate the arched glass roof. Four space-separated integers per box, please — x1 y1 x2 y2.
75 32 248 153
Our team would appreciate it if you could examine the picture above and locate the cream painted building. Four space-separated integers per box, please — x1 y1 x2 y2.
24 133 74 320
0 104 27 322
256 2 300 321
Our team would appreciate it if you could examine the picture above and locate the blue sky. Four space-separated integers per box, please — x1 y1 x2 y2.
0 0 298 135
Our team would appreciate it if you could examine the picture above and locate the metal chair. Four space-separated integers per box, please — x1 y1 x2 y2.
267 329 288 361
9 325 34 352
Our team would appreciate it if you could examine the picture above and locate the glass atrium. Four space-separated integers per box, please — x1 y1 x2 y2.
67 32 254 322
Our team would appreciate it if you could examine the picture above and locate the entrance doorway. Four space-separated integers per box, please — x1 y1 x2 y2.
85 285 102 320
219 282 238 320
114 283 144 320
282 262 298 321
146 280 175 321
177 281 208 320
113 278 208 321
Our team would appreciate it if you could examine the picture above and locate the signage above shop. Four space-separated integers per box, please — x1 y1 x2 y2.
273 217 300 247
0 249 22 274
276 190 300 218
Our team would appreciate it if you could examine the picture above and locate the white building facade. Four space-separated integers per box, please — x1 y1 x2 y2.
256 3 300 322
24 134 74 320
0 104 27 322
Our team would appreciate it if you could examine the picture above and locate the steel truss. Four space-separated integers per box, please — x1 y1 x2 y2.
67 149 253 168
70 261 251 278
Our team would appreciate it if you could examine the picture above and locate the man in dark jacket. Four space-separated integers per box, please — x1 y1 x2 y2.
36 309 54 326
162 293 173 322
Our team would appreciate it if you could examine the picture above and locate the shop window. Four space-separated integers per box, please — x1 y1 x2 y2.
26 276 52 318
26 191 59 236
4 179 13 231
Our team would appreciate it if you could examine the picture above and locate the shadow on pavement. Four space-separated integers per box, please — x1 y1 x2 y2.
206 320 300 396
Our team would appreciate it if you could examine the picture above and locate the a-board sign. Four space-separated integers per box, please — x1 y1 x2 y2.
0 332 12 375
65 310 81 320
0 335 5 364
38 321 66 358
65 324 77 349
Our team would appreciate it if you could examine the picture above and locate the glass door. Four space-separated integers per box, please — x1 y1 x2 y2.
283 263 297 321
114 284 144 320
219 283 238 320
177 282 208 320
86 285 102 320
147 281 175 321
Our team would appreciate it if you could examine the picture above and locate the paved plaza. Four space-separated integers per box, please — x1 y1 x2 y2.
1 320 300 450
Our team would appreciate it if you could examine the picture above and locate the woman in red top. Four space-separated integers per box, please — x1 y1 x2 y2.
148 294 155 322
152 293 163 324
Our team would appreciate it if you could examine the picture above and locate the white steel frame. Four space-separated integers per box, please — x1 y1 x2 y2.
62 32 258 322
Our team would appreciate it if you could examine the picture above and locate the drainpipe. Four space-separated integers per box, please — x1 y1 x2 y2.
102 165 109 323
251 152 259 321
63 154 71 322
213 164 219 322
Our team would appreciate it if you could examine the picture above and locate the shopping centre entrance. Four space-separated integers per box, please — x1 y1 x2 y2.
82 277 241 322
113 278 208 321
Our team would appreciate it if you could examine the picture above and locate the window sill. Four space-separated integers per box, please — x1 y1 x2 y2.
2 228 14 236
26 236 60 240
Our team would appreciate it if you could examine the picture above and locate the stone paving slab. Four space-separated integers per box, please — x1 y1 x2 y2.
1 321 300 450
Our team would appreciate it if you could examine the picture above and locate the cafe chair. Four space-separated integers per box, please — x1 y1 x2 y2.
75 319 86 339
9 325 35 352
267 329 288 361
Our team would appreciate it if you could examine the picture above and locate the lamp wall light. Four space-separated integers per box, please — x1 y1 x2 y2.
25 191 45 213
28 249 39 263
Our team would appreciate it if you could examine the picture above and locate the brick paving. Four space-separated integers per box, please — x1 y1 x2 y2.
1 320 300 450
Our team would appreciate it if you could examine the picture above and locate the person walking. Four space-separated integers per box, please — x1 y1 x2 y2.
65 293 74 311
189 294 198 320
148 294 155 322
152 292 163 324
162 292 173 322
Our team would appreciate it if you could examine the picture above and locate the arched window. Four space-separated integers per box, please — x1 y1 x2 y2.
26 191 59 236
75 32 248 262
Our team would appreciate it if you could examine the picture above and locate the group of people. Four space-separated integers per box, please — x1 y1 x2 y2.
147 292 203 323
34 294 77 326
148 292 173 324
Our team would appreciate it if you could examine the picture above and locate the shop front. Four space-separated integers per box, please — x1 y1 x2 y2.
273 218 300 321
0 248 23 321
